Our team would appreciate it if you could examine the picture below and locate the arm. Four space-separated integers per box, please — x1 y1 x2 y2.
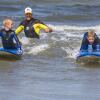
80 32 88 50
33 23 52 35
13 34 21 47
15 25 24 35
83 32 88 39
94 36 100 45
80 36 89 50
0 32 3 37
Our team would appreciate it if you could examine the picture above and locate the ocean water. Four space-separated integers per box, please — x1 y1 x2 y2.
0 0 100 100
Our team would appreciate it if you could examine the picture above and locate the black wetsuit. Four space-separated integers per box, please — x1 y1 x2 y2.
80 32 100 51
0 29 20 49
19 18 44 38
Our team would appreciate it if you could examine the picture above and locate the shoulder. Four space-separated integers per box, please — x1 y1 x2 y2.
19 19 27 26
84 32 88 35
0 29 6 35
0 29 3 35
83 32 88 38
0 28 5 32
9 29 15 33
9 30 16 35
32 18 44 24
94 33 98 37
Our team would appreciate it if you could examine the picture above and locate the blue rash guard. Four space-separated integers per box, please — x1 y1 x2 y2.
80 32 100 51
0 29 20 49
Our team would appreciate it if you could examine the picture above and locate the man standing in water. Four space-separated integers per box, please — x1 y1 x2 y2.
15 7 52 39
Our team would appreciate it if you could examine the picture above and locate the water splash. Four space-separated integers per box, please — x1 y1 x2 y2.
28 44 49 55
61 46 80 59
20 37 31 45
19 24 100 58
49 24 100 35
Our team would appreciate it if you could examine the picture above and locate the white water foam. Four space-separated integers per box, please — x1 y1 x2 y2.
48 24 100 59
28 44 49 55
61 47 79 59
49 24 100 35
40 32 48 39
18 24 100 58
20 37 31 45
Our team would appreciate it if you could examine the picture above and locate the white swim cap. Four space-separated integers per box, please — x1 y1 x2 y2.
25 7 32 14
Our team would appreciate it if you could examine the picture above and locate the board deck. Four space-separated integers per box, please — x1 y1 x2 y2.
76 50 100 63
0 47 23 59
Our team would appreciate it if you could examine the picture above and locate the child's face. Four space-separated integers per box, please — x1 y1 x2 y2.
87 36 95 44
5 20 13 29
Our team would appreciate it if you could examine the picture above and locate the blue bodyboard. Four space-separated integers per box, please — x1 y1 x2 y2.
0 46 23 59
77 50 100 63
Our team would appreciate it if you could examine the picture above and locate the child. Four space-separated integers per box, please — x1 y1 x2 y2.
0 18 20 49
80 30 100 51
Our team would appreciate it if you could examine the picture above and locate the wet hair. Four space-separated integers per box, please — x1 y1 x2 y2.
87 30 95 37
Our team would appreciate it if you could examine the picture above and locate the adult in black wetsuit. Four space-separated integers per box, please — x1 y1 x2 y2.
15 7 52 38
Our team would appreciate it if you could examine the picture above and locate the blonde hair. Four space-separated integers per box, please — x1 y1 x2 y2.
87 30 95 37
3 18 13 26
